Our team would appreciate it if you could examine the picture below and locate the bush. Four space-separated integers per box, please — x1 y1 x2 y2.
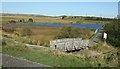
55 26 81 39
40 41 44 46
32 40 38 45
104 19 120 47
8 20 16 23
57 26 72 38
3 34 12 38
61 16 67 19
2 27 15 33
39 41 49 47
28 18 33 23
71 27 81 38
43 43 49 47
2 39 6 46
55 26 91 39
19 19 25 23
27 40 33 45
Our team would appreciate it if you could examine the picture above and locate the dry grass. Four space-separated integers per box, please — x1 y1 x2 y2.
2 15 110 24
2 28 118 67
2 26 94 42
2 15 74 24
3 26 60 42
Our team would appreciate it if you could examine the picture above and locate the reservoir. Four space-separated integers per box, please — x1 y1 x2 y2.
2 23 104 29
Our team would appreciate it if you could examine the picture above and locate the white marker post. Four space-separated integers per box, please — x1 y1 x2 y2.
103 33 107 45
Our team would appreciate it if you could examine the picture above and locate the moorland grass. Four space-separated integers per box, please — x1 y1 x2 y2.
2 15 110 24
2 26 94 46
2 37 93 67
2 33 118 67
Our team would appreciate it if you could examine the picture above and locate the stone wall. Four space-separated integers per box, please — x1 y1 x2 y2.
50 38 89 51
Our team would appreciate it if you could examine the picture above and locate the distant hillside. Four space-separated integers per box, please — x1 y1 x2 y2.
2 13 113 24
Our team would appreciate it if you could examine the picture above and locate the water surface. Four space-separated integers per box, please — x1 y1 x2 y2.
3 23 104 29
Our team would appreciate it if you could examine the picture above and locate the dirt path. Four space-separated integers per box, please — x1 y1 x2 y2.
25 44 49 49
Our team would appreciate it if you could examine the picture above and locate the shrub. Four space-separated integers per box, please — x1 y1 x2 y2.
55 26 91 39
43 43 49 47
8 20 16 23
40 41 44 46
2 27 15 33
27 40 33 45
44 41 50 47
3 34 11 38
71 27 80 38
104 19 120 47
104 54 113 63
61 16 67 19
55 26 80 39
39 41 49 47
56 26 72 38
32 40 38 45
19 19 25 23
2 39 6 46
28 18 33 23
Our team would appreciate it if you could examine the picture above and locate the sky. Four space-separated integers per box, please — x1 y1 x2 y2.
2 2 118 18
1 0 120 2
118 1 120 18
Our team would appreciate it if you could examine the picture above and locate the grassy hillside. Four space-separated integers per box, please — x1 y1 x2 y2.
2 31 118 67
1 13 119 67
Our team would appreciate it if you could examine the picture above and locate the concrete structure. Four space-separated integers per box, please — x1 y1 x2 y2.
50 38 89 51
